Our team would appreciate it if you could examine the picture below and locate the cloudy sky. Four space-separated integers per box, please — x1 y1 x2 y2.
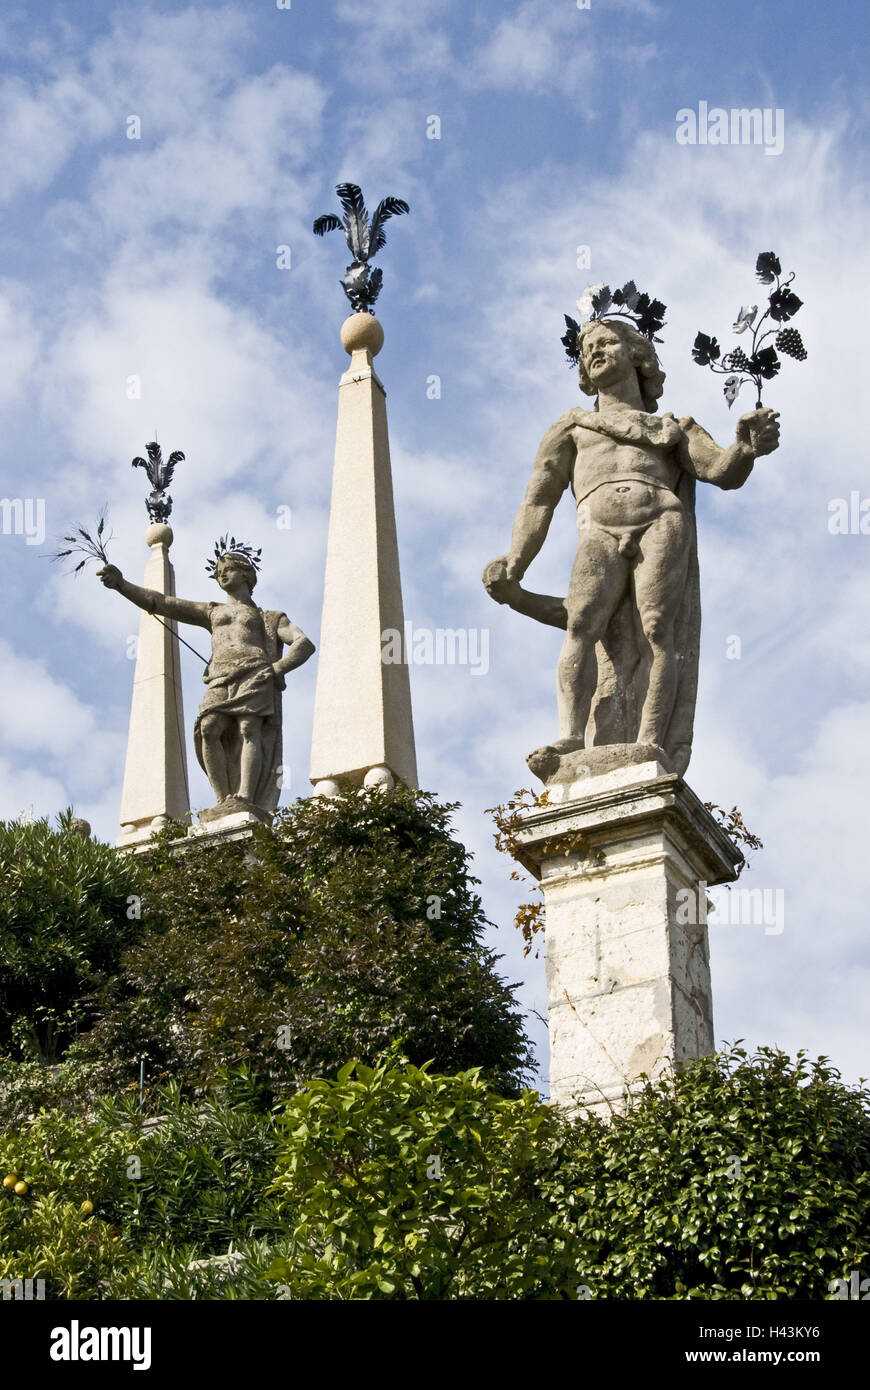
0 0 867 1090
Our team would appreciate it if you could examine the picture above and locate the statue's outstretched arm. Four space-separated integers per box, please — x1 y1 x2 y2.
97 565 211 628
676 408 780 491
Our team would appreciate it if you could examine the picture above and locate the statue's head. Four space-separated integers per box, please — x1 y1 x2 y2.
206 535 262 594
577 319 665 412
214 551 258 593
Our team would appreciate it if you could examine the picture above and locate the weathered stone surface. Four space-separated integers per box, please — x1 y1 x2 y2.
514 767 741 1117
527 739 669 784
115 524 190 848
310 313 418 793
483 318 780 782
100 538 313 828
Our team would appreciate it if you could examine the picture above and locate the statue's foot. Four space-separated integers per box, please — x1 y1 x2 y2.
549 737 586 755
526 737 585 783
198 794 271 825
527 740 673 787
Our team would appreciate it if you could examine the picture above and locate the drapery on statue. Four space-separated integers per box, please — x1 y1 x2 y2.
99 536 314 821
483 290 781 785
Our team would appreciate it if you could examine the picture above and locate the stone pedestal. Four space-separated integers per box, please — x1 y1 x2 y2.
186 811 262 844
309 313 418 793
512 761 741 1117
116 524 190 848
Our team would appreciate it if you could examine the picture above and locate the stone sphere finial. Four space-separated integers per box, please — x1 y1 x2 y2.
69 817 91 838
363 765 395 791
340 313 384 358
146 523 174 548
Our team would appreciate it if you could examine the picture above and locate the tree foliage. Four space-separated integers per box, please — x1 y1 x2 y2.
0 813 143 1063
265 1046 870 1300
77 788 534 1098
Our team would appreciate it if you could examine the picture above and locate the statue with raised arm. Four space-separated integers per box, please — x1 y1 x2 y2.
483 283 780 785
99 534 314 821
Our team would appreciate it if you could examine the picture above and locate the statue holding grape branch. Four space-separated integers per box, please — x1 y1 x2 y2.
483 255 803 785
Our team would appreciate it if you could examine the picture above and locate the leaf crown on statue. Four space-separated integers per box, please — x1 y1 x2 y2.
206 534 263 579
561 280 668 369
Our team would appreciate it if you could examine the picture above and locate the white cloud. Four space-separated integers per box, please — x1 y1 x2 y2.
0 282 40 410
0 639 124 784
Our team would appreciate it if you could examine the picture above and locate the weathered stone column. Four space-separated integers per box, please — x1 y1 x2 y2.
310 313 418 794
512 762 741 1117
116 522 190 847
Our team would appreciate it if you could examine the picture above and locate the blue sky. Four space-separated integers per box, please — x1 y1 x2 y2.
0 0 868 1089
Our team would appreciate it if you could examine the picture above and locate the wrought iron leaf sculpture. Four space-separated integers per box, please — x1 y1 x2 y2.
692 252 806 409
205 534 263 577
562 279 667 367
131 440 185 522
313 182 410 313
52 507 114 575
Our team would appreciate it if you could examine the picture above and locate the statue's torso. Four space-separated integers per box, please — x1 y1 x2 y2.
207 601 273 681
571 426 682 507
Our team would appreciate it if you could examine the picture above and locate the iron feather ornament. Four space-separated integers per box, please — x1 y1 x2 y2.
313 182 409 313
131 440 185 523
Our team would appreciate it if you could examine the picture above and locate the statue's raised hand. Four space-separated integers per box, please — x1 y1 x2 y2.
483 555 519 605
737 407 780 458
97 563 123 590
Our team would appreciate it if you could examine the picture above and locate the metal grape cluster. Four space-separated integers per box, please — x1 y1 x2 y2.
692 252 806 408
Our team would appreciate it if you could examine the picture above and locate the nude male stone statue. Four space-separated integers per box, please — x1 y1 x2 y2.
483 317 780 783
99 542 314 819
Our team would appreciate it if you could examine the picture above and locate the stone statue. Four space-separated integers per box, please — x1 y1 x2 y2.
99 536 314 821
483 314 780 784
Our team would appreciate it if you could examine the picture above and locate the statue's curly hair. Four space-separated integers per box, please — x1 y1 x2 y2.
214 552 258 591
577 319 666 412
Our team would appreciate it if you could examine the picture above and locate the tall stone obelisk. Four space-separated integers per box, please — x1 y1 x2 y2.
116 521 190 846
309 182 417 794
310 313 417 793
116 444 190 847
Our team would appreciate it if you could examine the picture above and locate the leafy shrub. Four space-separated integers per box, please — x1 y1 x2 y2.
0 812 144 1063
266 1060 577 1300
550 1045 870 1300
80 789 534 1098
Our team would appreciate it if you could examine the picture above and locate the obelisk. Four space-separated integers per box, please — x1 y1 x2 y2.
309 183 417 794
116 447 190 847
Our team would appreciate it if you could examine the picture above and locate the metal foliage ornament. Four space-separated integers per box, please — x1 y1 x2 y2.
131 440 185 523
692 252 806 409
312 182 410 314
205 534 263 578
562 279 667 367
52 507 114 576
